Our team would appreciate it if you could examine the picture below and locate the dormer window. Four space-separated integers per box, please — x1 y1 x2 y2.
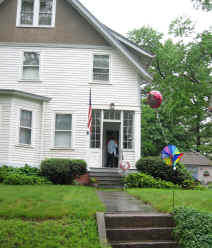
16 0 56 27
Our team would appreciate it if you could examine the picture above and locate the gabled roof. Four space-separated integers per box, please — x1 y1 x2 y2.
0 0 153 82
181 152 212 166
0 89 51 102
66 0 153 83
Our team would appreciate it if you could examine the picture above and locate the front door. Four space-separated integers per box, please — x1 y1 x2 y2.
103 122 120 168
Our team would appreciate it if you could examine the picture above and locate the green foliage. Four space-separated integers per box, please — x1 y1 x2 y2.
3 174 51 185
169 16 196 37
124 172 179 189
0 164 43 184
136 157 194 188
172 207 212 248
40 158 87 184
128 25 212 157
191 0 212 11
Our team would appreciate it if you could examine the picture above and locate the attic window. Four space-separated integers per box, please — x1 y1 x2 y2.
17 0 56 27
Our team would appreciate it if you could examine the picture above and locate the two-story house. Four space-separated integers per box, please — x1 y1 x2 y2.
0 0 153 169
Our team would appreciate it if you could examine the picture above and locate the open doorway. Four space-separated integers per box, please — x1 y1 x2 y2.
103 122 120 168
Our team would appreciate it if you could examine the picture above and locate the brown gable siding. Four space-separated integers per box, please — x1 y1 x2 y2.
0 0 109 46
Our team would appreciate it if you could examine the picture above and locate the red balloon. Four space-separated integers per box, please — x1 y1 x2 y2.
147 91 163 108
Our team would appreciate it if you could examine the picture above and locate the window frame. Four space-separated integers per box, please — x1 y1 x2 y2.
123 111 134 150
19 109 33 146
16 0 56 28
21 51 40 81
90 109 102 149
92 54 111 83
54 113 73 149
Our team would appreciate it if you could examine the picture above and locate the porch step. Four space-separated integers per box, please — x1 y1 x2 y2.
89 168 123 188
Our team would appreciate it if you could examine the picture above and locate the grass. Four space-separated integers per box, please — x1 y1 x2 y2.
127 188 212 213
0 185 106 248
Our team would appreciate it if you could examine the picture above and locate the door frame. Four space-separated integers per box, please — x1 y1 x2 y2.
101 120 121 168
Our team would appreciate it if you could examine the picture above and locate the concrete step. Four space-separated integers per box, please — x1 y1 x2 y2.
98 185 123 189
97 180 122 186
94 177 123 182
107 227 174 242
111 241 179 248
89 172 122 178
105 213 175 228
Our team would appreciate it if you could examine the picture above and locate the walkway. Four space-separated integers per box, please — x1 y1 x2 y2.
97 191 157 213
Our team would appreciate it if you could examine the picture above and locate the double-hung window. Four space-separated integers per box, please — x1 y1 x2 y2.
19 110 32 145
17 0 56 27
22 52 40 80
55 114 72 148
93 55 110 82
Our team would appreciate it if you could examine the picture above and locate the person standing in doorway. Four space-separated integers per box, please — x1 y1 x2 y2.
107 136 118 167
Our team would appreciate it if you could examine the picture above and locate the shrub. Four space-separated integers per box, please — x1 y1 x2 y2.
40 158 87 184
17 164 41 176
136 157 194 188
123 172 180 189
3 174 51 185
0 165 15 182
172 207 212 248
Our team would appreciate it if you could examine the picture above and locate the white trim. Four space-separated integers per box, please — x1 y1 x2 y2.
0 43 112 50
16 0 56 28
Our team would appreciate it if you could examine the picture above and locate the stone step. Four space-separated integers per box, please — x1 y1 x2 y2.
106 227 174 242
105 213 175 228
111 241 178 248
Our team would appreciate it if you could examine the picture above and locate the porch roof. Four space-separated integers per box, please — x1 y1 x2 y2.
0 89 51 102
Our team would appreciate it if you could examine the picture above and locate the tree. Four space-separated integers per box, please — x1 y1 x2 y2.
191 0 212 11
128 23 212 157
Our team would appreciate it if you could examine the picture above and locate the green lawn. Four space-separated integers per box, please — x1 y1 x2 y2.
0 185 106 248
127 188 212 213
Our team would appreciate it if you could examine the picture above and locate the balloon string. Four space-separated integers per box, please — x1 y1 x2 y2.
156 111 169 145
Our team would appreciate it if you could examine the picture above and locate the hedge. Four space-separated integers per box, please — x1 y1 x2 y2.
123 172 180 189
40 158 87 184
136 157 194 188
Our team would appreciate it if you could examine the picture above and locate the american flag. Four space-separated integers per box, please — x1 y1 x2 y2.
88 88 92 134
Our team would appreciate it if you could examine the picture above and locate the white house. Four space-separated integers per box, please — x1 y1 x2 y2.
0 0 153 169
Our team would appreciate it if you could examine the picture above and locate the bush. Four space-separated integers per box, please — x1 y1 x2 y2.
136 157 194 188
3 174 51 185
123 172 180 189
40 158 87 184
0 165 15 182
16 164 41 176
172 207 212 248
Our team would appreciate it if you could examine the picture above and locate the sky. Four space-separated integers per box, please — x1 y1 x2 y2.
79 0 211 38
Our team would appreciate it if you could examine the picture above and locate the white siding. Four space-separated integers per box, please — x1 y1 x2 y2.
0 97 11 165
9 97 42 167
0 45 141 168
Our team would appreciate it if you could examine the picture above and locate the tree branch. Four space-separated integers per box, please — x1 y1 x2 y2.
155 58 166 79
